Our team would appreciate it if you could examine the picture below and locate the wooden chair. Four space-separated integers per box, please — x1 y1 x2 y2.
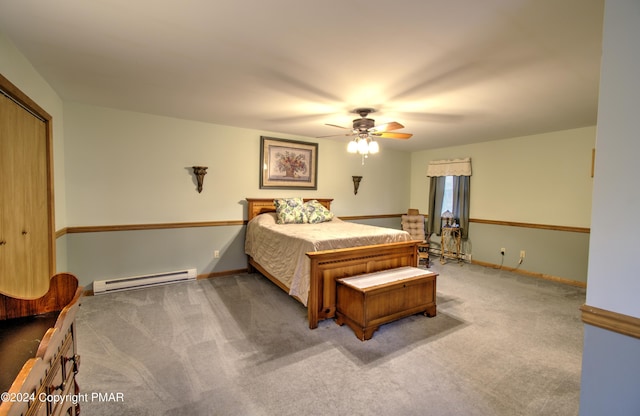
401 210 430 267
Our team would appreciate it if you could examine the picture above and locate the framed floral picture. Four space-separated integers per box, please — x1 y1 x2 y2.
260 136 318 189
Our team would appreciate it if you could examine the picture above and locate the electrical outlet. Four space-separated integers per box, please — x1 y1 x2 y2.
520 250 525 258
214 250 220 258
500 248 505 255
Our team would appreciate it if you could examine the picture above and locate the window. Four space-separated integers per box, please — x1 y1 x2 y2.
426 157 471 239
442 176 453 215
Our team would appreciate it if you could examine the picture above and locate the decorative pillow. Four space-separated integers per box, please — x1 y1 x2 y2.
274 197 307 224
304 200 334 224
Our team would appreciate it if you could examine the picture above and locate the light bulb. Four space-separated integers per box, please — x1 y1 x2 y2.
347 140 358 153
357 138 369 154
368 140 379 154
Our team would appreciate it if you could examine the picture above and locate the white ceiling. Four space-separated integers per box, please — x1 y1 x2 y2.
0 0 604 151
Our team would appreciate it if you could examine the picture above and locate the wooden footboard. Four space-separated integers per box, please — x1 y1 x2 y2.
248 241 419 329
306 240 419 329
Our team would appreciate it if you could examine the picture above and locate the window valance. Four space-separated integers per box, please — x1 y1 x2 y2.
426 157 472 177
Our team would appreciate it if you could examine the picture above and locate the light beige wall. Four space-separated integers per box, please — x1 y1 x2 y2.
410 126 595 227
580 1 640 414
409 126 594 283
62 102 412 285
63 101 411 226
586 0 640 317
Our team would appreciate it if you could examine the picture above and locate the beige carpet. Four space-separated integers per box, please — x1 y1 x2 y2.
76 259 585 415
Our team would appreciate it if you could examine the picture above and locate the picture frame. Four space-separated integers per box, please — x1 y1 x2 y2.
260 136 318 189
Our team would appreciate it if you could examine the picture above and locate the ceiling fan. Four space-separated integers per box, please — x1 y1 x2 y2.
318 108 413 140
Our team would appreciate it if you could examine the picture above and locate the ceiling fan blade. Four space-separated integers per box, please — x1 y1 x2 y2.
316 133 354 138
369 121 404 132
372 132 413 140
325 123 351 130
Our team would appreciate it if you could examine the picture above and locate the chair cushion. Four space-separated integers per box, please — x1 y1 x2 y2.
401 215 426 241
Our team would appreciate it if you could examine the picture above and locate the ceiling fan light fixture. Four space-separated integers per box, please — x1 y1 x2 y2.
368 139 379 154
326 108 410 160
357 137 369 154
347 139 358 153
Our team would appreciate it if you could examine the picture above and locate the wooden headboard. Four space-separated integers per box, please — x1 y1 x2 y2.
246 198 333 221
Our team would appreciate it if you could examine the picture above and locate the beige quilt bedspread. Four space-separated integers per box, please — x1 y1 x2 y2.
244 213 411 306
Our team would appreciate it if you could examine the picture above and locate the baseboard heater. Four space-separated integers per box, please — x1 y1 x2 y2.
93 268 197 295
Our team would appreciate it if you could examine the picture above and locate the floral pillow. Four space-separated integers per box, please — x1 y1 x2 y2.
274 197 307 224
304 200 334 224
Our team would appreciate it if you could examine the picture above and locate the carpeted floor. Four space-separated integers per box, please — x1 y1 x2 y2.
75 259 586 416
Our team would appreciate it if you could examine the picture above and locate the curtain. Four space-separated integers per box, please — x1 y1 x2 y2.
453 176 470 239
427 176 446 235
426 157 472 177
427 157 472 239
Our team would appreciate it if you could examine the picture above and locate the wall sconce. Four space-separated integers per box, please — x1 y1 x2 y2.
192 166 208 193
352 175 362 195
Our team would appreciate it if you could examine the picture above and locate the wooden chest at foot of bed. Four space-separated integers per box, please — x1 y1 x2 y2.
335 266 437 341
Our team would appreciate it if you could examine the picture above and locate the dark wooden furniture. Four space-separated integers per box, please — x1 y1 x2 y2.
0 273 82 416
335 267 437 340
246 198 419 329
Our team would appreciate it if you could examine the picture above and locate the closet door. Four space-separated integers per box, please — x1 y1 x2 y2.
0 92 50 299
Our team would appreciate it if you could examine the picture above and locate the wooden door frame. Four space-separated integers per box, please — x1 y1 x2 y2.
0 73 55 276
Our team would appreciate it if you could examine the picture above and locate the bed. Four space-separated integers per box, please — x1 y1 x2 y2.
245 198 419 329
